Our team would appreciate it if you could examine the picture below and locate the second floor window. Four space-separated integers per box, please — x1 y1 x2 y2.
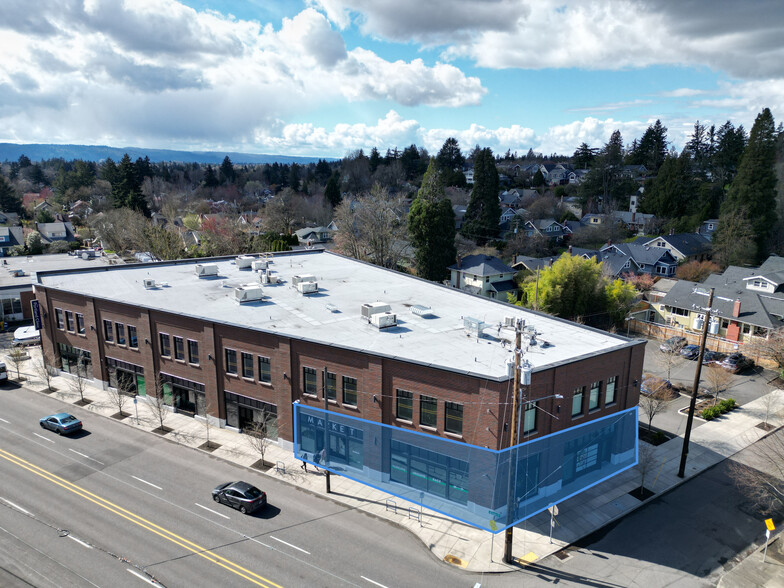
55 308 64 329
420 395 437 428
104 320 113 342
116 323 126 345
606 376 617 405
303 367 317 394
342 376 357 406
76 313 85 335
188 340 199 364
396 389 413 421
159 333 171 357
242 352 253 378
572 387 584 418
258 356 270 383
128 325 138 348
325 371 336 400
589 381 601 411
225 349 237 374
445 402 463 436
523 402 537 435
174 336 184 360
65 311 74 332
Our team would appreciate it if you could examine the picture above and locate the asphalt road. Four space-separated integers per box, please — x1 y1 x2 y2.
0 388 524 588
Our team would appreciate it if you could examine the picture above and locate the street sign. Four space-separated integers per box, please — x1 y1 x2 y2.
31 300 42 330
134 397 138 404
489 510 502 517
489 519 497 532
548 505 559 516
765 518 775 531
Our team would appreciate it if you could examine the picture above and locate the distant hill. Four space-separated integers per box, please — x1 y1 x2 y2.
0 143 333 165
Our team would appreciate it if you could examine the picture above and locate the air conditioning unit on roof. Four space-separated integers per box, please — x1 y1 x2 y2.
236 255 254 269
252 260 267 271
362 302 396 328
195 263 218 277
234 284 264 303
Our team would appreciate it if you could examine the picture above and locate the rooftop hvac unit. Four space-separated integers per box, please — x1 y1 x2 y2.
411 304 433 317
195 263 218 277
504 316 515 327
234 284 264 303
297 281 318 294
143 278 157 289
236 255 255 269
260 270 277 284
292 274 316 286
370 311 397 329
362 302 392 322
251 260 267 271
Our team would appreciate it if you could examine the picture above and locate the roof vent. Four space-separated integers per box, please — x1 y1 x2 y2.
234 284 264 304
236 255 254 269
143 278 157 289
195 263 218 277
411 304 433 317
260 269 277 284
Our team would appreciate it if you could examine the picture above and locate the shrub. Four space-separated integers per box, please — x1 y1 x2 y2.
718 398 737 413
701 406 720 420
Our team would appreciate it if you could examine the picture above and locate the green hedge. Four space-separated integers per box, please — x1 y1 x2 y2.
701 398 736 420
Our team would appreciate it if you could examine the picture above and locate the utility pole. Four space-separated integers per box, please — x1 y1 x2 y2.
534 269 540 312
504 319 523 564
677 287 714 478
323 365 331 493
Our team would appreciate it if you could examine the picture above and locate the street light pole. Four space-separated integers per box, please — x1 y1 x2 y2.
504 319 522 564
323 365 331 493
677 287 714 478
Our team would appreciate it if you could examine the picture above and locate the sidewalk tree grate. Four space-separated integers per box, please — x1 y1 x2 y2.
443 555 467 568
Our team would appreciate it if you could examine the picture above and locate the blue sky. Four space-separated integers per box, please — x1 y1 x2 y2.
1 0 782 158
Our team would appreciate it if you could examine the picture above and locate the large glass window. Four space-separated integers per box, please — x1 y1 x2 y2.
116 323 126 345
420 395 437 428
65 311 74 332
225 348 237 374
572 387 584 418
390 440 469 505
76 313 85 335
606 376 617 405
258 356 271 383
342 376 357 406
174 336 184 360
104 320 113 342
396 389 413 421
159 333 171 357
445 402 463 436
56 308 64 329
303 367 317 394
241 352 253 378
188 339 198 364
589 381 601 411
523 402 537 435
325 371 336 400
128 325 137 348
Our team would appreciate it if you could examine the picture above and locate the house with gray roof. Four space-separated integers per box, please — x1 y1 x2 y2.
698 219 719 241
36 222 77 245
522 218 571 241
294 223 337 245
634 233 712 262
658 255 784 345
449 254 518 300
0 226 24 256
598 243 678 278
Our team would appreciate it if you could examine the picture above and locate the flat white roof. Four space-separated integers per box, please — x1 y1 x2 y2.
0 252 122 290
37 250 633 380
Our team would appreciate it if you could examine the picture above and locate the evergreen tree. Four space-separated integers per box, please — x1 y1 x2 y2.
314 159 332 184
219 156 235 184
0 176 22 214
17 154 31 168
461 148 500 245
627 120 667 173
532 168 545 188
572 142 598 168
203 165 219 188
714 108 777 264
686 120 710 177
112 154 150 216
28 164 47 187
325 172 341 207
368 147 381 173
288 163 301 191
712 121 747 186
101 158 118 184
408 159 456 281
639 152 694 219
436 137 465 171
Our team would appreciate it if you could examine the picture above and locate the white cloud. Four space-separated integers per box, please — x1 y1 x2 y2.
659 88 706 98
569 99 652 112
534 117 652 155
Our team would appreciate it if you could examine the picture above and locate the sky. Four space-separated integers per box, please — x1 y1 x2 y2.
1 0 783 159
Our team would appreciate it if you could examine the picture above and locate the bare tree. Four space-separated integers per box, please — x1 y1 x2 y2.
200 395 220 451
88 208 149 254
702 365 734 405
68 353 89 403
636 443 657 495
262 188 303 235
655 348 685 382
729 430 784 515
107 371 134 418
744 327 784 371
332 198 363 260
244 412 277 467
639 385 671 431
761 389 783 430
147 375 171 433
35 348 56 391
7 346 28 380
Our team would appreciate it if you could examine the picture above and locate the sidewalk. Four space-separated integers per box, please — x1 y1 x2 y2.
7 348 784 575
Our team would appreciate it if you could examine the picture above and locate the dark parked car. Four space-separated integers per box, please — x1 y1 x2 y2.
679 344 700 359
718 353 753 374
702 350 726 365
660 336 687 353
212 481 267 514
39 413 82 435
641 374 674 396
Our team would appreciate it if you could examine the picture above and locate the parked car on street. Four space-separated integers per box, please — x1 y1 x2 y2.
0 361 6 383
702 350 726 365
660 336 687 353
718 353 753 374
680 344 700 360
641 374 674 396
39 413 83 435
212 481 267 514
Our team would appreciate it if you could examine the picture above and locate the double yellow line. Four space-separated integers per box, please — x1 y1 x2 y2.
0 448 283 588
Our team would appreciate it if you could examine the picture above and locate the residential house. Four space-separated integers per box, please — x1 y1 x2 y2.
621 165 648 181
634 233 712 263
0 226 25 256
568 169 589 184
464 168 474 183
611 211 655 234
449 254 519 300
522 218 571 241
36 222 77 245
68 200 92 222
698 219 719 241
453 205 467 230
0 211 20 226
499 189 524 209
658 255 784 344
560 196 582 218
294 224 337 245
598 243 678 278
580 213 605 227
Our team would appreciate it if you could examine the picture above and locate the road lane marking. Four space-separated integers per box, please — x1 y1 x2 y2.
126 568 158 586
0 497 31 515
0 448 283 588
195 502 230 519
270 536 310 555
67 535 93 549
0 417 9 423
33 433 55 443
69 448 104 465
131 475 162 490
361 577 389 588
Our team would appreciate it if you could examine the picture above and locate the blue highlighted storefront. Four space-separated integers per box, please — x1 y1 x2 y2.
294 403 638 533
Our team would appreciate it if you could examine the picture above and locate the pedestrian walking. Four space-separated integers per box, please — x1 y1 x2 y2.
300 452 308 472
312 449 321 472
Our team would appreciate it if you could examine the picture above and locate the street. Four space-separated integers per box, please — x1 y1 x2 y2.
0 388 520 588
